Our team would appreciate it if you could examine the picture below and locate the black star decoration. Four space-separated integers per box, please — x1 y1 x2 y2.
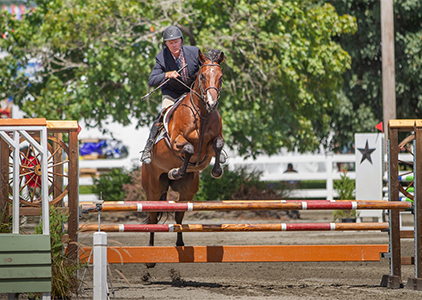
358 140 376 164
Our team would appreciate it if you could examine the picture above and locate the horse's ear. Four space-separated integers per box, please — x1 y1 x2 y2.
217 51 225 64
198 50 206 64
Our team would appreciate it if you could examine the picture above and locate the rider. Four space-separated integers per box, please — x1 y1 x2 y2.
140 25 201 164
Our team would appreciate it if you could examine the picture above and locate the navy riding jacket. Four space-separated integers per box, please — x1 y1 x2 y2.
148 45 200 99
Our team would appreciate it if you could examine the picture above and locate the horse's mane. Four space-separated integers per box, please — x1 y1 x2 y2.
204 49 224 64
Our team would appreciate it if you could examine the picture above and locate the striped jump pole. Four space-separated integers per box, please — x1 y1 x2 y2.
82 200 412 213
83 199 401 205
79 222 389 233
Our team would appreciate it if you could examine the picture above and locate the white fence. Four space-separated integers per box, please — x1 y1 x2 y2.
78 152 356 201
228 152 355 200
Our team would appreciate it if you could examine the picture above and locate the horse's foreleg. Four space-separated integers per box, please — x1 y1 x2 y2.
146 212 158 269
148 212 158 246
168 143 194 180
175 211 185 246
211 136 224 179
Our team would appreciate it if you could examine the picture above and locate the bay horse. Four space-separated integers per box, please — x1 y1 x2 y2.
141 49 225 267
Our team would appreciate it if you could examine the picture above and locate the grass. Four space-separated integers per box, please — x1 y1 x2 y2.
298 180 326 189
286 180 356 190
266 180 327 190
79 185 93 194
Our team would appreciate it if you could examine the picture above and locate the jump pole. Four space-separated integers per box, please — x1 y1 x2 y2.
81 199 406 206
82 200 412 212
80 244 389 264
84 200 399 204
79 222 389 233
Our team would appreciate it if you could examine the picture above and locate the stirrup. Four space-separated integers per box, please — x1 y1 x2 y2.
219 149 228 165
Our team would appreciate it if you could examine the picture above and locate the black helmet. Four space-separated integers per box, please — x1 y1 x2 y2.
163 26 183 42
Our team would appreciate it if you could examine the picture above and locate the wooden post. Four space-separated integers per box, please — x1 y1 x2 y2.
0 139 9 224
415 123 422 278
52 133 63 206
388 124 401 284
406 121 422 289
381 0 396 137
67 129 79 259
46 121 79 261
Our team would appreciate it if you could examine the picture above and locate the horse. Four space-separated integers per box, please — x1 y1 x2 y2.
141 49 225 267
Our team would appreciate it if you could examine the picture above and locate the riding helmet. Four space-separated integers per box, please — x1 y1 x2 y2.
163 26 183 42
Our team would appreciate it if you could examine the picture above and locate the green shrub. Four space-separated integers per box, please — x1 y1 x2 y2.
0 210 12 233
122 168 147 201
35 206 81 298
333 169 356 221
91 168 132 201
194 166 265 201
334 170 355 200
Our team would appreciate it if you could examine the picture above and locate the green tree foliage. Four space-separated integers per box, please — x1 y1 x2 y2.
192 0 356 156
91 168 132 201
328 0 422 151
0 0 159 127
0 0 356 156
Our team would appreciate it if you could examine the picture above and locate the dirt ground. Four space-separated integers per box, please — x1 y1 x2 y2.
72 209 422 300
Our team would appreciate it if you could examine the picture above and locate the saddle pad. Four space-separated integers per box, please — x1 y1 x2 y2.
163 94 186 135
155 94 187 145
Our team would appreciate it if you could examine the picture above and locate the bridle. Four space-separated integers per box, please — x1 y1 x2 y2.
175 63 222 118
198 63 222 102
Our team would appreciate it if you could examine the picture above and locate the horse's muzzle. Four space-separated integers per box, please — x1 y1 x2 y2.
206 90 219 113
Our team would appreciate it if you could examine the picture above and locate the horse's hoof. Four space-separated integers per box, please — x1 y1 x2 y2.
146 263 156 269
168 168 180 180
211 168 223 179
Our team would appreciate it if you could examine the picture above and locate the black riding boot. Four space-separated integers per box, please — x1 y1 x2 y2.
140 112 164 164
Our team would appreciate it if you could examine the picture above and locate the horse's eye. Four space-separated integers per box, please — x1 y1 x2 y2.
200 74 206 80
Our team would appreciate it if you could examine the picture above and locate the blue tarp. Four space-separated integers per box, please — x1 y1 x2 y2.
79 139 128 159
